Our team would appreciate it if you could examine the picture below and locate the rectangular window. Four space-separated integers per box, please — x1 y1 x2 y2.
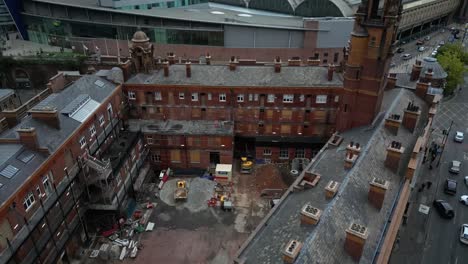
36 186 42 197
154 92 162 101
296 148 305 158
324 52 328 57
179 92 185 100
23 192 35 211
191 93 198 101
267 94 275 103
263 148 272 156
237 94 244 102
316 95 327 104
334 95 339 103
99 115 105 126
219 93 226 102
299 95 305 102
279 148 289 159
254 94 259 101
282 110 292 119
128 91 136 100
170 150 181 163
208 93 212 100
248 94 253 101
89 125 96 137
151 153 161 162
147 136 153 144
266 110 273 119
283 94 294 103
190 150 200 163
280 124 291 134
42 173 52 194
334 52 339 63
79 136 86 149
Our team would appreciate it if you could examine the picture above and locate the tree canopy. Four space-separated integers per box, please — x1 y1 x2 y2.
436 43 467 95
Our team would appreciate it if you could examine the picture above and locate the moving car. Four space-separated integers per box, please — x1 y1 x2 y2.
444 179 457 195
460 195 468 205
396 47 405 53
431 51 437 57
402 54 412 60
449 160 461 174
461 224 468 245
433 199 455 219
439 40 445 45
465 176 468 187
418 46 426 52
454 131 464 142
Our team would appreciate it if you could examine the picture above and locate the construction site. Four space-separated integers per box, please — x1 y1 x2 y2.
79 159 296 263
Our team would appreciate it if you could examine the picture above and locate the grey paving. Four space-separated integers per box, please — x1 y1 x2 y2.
239 88 428 264
126 64 343 87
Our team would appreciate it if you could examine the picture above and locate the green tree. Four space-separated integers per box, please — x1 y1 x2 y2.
437 50 465 96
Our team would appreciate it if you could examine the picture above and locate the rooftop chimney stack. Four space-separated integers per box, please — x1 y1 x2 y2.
17 127 40 150
386 73 398 90
415 81 430 98
385 141 405 173
185 62 191 78
274 56 282 73
410 60 422 81
402 101 421 132
29 107 60 129
384 114 402 135
229 56 238 71
425 68 433 83
205 53 211 65
163 61 169 77
325 180 340 199
346 141 361 156
282 240 303 264
307 55 320 66
344 152 357 170
368 178 389 209
167 52 176 65
288 57 301 66
300 203 322 225
345 223 368 261
327 64 335 81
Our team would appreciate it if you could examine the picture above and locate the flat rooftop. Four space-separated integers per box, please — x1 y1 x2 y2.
128 119 234 136
126 64 343 87
237 88 428 263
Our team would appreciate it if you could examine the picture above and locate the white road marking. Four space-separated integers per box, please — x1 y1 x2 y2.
455 257 458 264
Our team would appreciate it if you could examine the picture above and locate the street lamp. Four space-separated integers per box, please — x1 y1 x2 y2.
436 120 454 167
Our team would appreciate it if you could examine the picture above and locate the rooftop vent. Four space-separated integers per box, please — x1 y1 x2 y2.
17 151 35 163
0 165 19 179
94 79 105 88
300 203 322 225
282 239 302 263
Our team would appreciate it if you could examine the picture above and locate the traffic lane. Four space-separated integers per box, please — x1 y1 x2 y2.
392 32 450 66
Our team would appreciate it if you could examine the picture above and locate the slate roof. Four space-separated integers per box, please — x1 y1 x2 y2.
420 57 447 80
237 88 428 264
0 89 14 102
127 64 343 87
128 119 234 136
0 75 118 152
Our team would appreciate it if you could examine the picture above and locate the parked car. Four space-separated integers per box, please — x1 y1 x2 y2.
402 54 412 60
460 195 468 205
461 224 468 245
444 179 457 195
396 47 405 53
418 46 426 52
454 131 464 142
431 51 437 57
439 40 445 45
449 160 461 174
433 199 455 219
465 176 468 186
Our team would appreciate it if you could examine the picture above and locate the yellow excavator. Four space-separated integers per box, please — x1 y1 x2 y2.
240 156 253 174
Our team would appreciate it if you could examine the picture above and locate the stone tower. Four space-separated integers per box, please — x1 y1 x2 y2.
129 30 154 73
336 0 402 131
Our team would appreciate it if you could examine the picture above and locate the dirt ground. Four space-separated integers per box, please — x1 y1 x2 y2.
121 161 287 264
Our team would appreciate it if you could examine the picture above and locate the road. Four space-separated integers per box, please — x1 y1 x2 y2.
421 75 468 264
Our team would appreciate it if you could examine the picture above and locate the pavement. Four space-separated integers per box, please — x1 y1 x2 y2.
389 74 468 264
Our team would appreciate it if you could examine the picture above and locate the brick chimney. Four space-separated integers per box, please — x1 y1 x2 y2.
368 177 389 209
425 68 433 83
205 53 211 65
47 72 66 93
300 203 322 225
229 56 238 71
410 60 422 81
29 107 60 129
167 52 176 65
185 62 191 78
17 127 39 150
402 101 421 132
344 152 357 170
274 56 281 73
327 64 335 81
385 141 405 173
282 240 302 264
325 180 339 199
288 57 301 66
384 114 402 135
307 56 320 66
386 73 397 90
415 81 429 98
163 61 169 77
344 223 368 261
346 141 361 156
